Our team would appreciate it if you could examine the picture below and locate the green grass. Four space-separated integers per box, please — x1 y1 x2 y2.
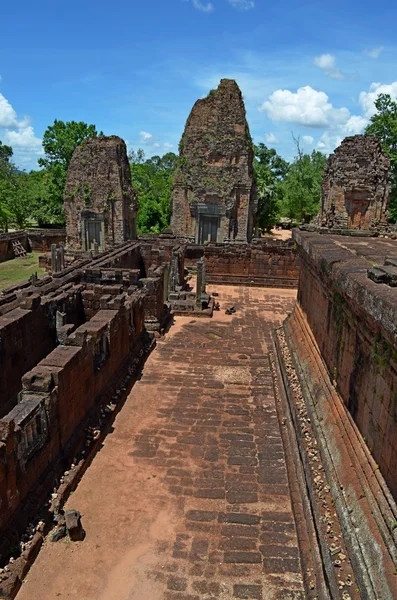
0 252 46 292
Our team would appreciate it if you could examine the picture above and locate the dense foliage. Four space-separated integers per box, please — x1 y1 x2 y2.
365 93 397 221
129 150 178 233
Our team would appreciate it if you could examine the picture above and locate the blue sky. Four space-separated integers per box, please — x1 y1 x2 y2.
1 0 397 169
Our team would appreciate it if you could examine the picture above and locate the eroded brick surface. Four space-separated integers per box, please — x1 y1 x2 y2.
17 286 303 600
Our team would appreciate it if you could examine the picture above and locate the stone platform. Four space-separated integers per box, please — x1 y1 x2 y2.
16 285 304 600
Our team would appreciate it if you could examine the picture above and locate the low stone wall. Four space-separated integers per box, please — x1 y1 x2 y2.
200 240 299 287
0 230 67 264
27 229 66 252
0 294 148 553
294 230 397 500
0 291 84 418
0 232 29 263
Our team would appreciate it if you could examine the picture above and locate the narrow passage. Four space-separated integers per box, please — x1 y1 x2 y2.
17 285 303 600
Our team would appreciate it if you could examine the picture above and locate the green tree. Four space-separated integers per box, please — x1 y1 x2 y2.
130 150 178 233
38 120 103 224
254 143 289 232
280 139 327 223
365 93 397 221
0 142 14 231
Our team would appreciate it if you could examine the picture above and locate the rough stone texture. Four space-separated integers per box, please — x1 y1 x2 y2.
171 79 257 243
320 135 391 230
64 136 137 251
294 229 397 499
16 286 305 600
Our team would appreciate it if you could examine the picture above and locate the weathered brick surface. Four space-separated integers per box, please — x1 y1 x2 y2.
16 285 304 600
320 135 390 230
64 136 137 250
171 79 257 243
295 230 397 500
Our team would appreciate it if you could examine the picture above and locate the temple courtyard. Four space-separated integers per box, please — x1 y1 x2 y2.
16 285 302 600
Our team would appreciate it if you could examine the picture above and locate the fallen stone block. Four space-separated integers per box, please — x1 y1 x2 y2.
65 509 85 542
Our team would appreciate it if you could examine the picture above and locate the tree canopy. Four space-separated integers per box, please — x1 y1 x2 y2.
254 143 289 232
280 141 327 224
365 93 397 221
130 150 178 234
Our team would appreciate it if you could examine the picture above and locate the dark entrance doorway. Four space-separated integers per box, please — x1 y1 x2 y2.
199 215 220 244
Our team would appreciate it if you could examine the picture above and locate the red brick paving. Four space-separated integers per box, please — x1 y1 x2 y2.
17 286 304 600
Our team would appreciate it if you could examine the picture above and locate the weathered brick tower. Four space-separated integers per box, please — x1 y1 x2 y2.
64 136 138 251
171 79 257 243
320 134 391 230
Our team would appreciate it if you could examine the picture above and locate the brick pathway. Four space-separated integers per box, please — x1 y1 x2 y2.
17 286 304 600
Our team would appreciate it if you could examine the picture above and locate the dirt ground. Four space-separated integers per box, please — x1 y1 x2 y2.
17 285 303 600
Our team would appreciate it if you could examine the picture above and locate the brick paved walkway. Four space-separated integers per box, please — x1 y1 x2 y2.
17 286 304 600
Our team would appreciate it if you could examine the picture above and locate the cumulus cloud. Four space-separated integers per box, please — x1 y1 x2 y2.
317 132 343 153
153 142 161 148
0 89 42 166
227 0 255 9
191 0 214 12
359 81 397 118
164 142 174 149
0 93 26 128
4 125 42 150
260 86 350 129
302 135 314 144
265 132 279 144
313 54 344 80
364 46 384 59
139 131 153 141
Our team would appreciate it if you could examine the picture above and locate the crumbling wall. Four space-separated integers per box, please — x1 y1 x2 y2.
0 295 147 541
295 230 397 499
200 240 299 287
0 292 84 418
64 136 138 250
0 232 30 263
320 135 391 230
171 79 257 243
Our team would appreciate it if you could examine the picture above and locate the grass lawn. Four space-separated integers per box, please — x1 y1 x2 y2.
0 252 46 292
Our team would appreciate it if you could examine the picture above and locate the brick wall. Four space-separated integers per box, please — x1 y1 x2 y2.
0 232 30 263
202 240 299 287
0 295 147 542
295 231 397 500
0 292 84 418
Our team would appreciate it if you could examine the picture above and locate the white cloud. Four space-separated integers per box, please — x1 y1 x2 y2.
191 0 214 12
302 135 314 144
313 54 344 80
364 46 384 59
345 115 368 134
260 86 350 129
164 142 174 149
265 132 279 144
0 93 25 128
139 130 153 141
227 0 255 9
317 132 343 153
359 81 397 118
153 142 161 148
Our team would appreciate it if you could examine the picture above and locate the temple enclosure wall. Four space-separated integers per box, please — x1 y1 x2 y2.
201 240 299 287
0 230 66 263
294 229 397 499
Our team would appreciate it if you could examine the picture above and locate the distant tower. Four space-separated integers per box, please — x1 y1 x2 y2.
320 135 390 230
171 79 257 243
64 136 138 251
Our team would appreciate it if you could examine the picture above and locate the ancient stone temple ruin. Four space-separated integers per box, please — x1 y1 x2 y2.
171 79 257 243
320 134 391 230
64 136 138 251
1 122 397 598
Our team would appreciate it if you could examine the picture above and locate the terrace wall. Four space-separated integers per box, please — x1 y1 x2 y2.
295 230 397 499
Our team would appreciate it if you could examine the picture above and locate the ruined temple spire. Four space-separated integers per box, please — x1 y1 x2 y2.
171 78 257 243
